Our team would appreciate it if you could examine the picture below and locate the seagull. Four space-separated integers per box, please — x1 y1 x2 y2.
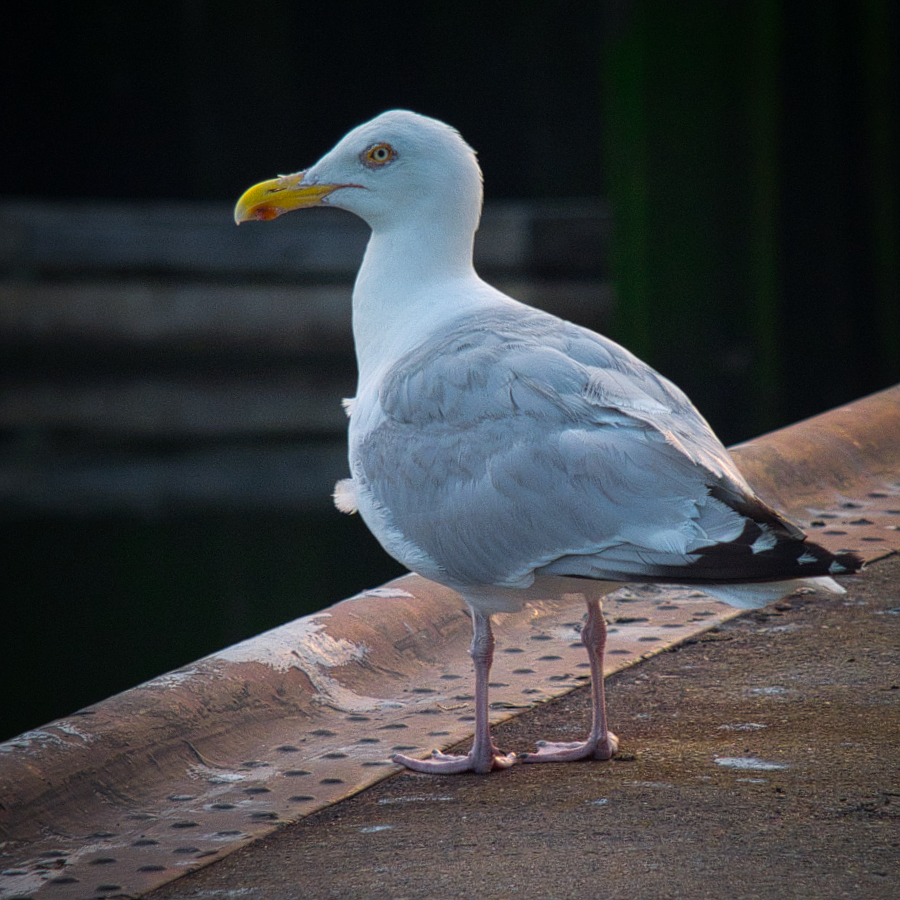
234 110 861 775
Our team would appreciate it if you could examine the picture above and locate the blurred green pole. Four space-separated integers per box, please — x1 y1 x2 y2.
744 0 783 431
602 4 653 363
860 0 900 382
602 2 757 441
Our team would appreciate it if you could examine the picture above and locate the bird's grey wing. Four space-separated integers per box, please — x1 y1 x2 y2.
355 307 845 589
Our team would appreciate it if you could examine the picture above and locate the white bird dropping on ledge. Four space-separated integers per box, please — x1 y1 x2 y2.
235 110 862 774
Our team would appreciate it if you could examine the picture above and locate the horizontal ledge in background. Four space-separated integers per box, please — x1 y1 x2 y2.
0 383 898 899
0 198 610 279
0 279 612 351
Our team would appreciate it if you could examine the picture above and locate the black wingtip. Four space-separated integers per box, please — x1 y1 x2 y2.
699 483 867 583
829 549 865 576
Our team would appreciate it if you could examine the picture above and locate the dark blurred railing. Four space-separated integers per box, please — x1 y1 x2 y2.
0 197 611 515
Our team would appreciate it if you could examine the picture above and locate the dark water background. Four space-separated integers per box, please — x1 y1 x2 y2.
3 0 898 743
4 510 404 742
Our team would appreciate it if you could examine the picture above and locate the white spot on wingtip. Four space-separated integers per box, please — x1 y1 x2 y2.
750 530 778 553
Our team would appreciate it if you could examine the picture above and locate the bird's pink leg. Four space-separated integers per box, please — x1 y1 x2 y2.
392 606 517 774
521 596 618 763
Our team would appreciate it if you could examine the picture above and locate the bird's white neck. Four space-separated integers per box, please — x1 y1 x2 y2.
351 217 487 386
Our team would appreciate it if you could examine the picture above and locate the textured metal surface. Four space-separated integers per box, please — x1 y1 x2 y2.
144 553 900 900
1 384 898 900
730 384 900 561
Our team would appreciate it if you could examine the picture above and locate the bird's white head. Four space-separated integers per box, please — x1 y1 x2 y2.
234 110 484 235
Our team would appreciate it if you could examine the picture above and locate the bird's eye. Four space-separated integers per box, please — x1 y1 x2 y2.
363 143 396 167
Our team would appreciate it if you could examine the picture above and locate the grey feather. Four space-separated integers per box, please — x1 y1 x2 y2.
351 305 832 591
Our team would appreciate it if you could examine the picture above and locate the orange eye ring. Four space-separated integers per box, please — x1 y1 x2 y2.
363 143 396 167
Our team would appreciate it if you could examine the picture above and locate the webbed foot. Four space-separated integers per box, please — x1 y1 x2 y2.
392 746 518 774
519 731 618 763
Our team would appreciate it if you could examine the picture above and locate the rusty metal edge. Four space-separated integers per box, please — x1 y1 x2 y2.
1 383 898 899
729 384 900 518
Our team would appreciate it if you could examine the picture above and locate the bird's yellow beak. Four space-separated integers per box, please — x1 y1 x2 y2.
233 171 342 224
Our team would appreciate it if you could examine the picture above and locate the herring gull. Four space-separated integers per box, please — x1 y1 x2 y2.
234 110 862 774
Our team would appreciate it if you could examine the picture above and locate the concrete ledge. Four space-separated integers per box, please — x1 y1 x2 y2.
148 552 900 900
1 384 898 899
